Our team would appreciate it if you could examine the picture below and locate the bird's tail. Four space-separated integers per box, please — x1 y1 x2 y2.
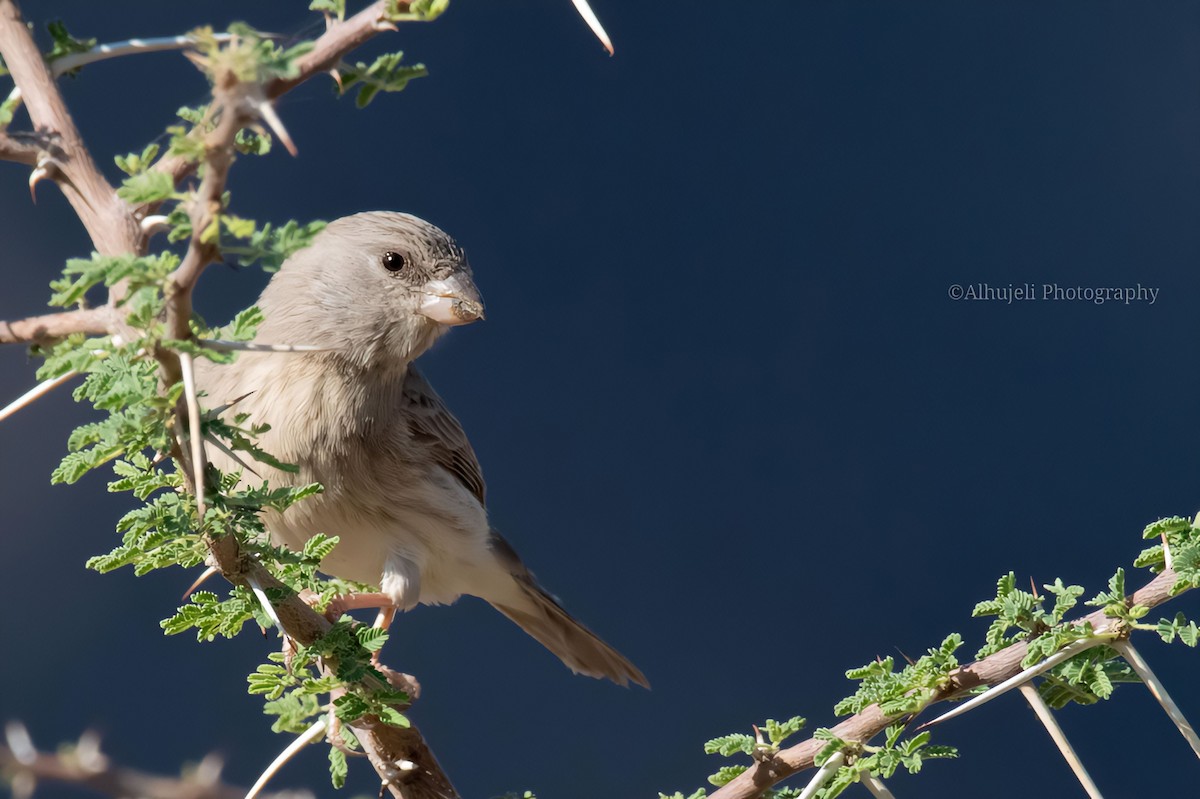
485 533 649 689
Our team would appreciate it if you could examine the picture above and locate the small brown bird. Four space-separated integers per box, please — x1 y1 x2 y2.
198 211 647 688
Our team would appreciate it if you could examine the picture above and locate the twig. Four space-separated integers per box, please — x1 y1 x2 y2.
1019 683 1105 799
245 719 327 799
1112 640 1200 759
708 568 1185 799
0 723 314 799
0 129 47 165
0 306 115 344
0 369 76 422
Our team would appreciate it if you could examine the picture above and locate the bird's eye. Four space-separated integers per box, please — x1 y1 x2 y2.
382 251 407 272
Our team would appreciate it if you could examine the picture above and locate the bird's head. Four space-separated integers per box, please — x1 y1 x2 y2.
257 211 484 367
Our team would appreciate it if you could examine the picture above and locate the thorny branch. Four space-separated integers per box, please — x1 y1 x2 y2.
709 567 1186 799
0 724 313 799
0 2 457 796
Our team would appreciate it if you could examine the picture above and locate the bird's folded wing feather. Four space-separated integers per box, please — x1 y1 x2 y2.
400 365 487 504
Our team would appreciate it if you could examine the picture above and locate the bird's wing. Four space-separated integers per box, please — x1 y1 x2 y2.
400 365 487 504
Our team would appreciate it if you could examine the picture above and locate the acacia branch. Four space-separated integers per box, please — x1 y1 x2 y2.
0 306 117 344
0 0 139 255
0 726 313 799
709 568 1185 799
153 1 412 191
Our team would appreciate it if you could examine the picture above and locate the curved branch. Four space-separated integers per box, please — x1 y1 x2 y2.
710 568 1184 799
0 0 139 255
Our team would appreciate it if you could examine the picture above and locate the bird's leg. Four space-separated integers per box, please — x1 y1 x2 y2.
322 591 395 620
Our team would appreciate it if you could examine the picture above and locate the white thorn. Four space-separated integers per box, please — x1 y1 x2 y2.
182 565 220 599
140 214 170 237
251 97 298 157
246 571 284 632
195 752 225 787
50 33 235 76
180 352 207 522
0 371 77 423
570 0 614 55
4 722 36 765
74 730 106 772
919 637 1106 730
797 751 844 799
201 339 326 353
860 770 896 799
245 718 326 799
1113 640 1200 759
1019 683 1105 798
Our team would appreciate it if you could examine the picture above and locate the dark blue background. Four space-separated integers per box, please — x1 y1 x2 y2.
3 2 1200 797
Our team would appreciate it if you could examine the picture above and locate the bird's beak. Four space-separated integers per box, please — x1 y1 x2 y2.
416 274 485 325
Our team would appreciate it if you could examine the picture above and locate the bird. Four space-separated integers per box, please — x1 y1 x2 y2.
196 211 647 688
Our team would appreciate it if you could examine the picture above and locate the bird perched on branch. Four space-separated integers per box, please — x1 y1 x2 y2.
197 211 647 688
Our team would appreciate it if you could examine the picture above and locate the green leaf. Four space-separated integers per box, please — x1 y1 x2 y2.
706 766 746 788
328 745 348 789
338 52 428 108
310 0 346 20
116 170 176 204
355 625 389 652
703 734 754 757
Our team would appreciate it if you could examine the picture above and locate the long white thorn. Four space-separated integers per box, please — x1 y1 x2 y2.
244 718 326 799
1019 683 1105 799
4 721 36 765
179 352 207 521
182 565 220 600
246 571 284 632
860 771 896 799
49 33 234 76
570 0 614 55
1113 640 1200 759
797 751 844 799
0 370 77 423
140 214 170 237
251 96 298 157
919 637 1106 730
201 340 326 353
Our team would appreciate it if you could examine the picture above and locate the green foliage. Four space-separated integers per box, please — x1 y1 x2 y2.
1156 611 1200 647
114 143 161 176
338 52 428 108
1137 515 1200 592
1037 646 1139 708
836 634 962 716
972 572 1094 661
